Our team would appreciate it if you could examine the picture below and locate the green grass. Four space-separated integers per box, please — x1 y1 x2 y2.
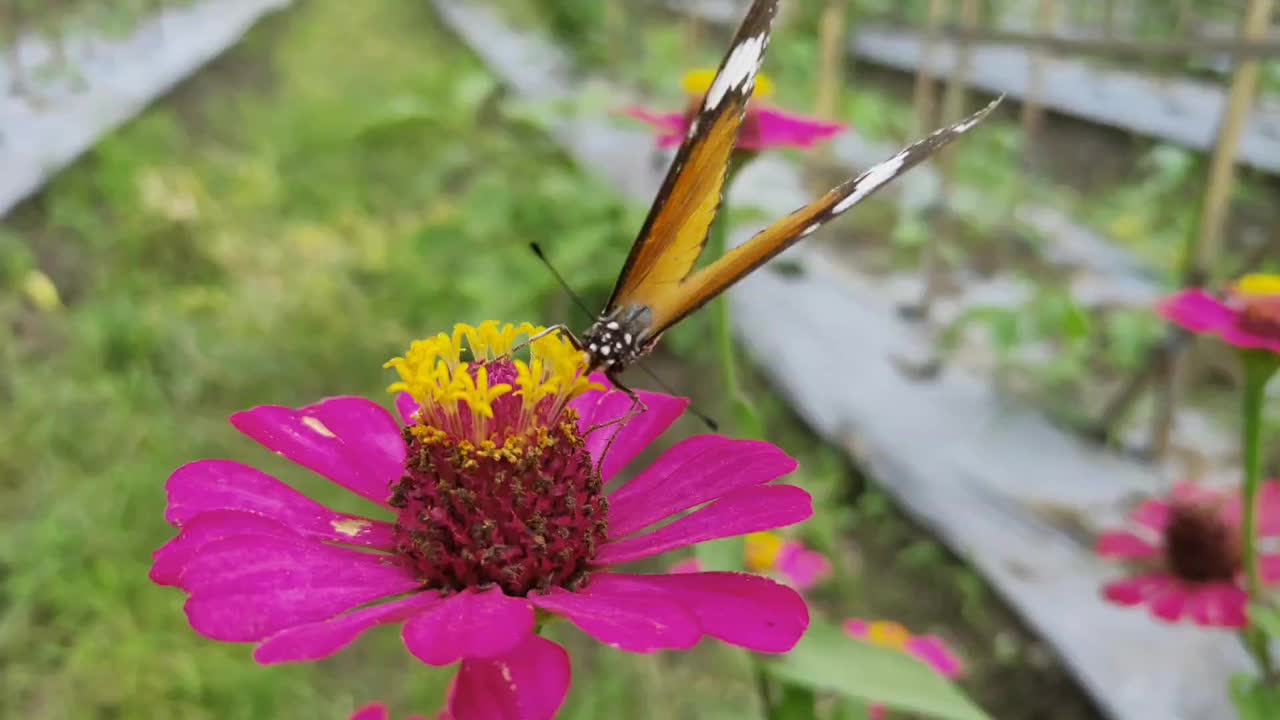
0 1 637 717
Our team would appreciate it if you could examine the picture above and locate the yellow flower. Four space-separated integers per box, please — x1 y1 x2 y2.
681 68 774 99
744 531 785 571
1234 274 1280 298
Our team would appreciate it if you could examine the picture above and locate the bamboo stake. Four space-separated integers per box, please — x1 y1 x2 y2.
1020 0 1058 174
1149 0 1277 459
911 0 977 318
1192 0 1273 275
815 0 849 121
911 0 948 135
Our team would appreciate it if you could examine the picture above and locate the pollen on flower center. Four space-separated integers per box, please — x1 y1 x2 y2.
1163 501 1240 583
383 322 609 596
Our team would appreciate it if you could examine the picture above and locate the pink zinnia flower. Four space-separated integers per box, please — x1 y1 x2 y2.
844 619 963 720
670 531 832 591
351 702 427 720
623 69 845 152
152 322 811 720
1096 480 1280 627
1158 274 1280 354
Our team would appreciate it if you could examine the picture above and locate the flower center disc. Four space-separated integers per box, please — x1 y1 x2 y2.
1238 297 1280 339
1163 502 1240 583
390 362 608 596
382 323 609 596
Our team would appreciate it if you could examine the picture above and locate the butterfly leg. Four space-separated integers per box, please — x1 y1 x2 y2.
497 324 583 363
585 372 648 476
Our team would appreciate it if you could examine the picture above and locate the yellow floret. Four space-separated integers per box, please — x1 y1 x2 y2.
386 322 603 439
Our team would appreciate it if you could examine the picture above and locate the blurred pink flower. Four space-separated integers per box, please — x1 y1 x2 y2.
623 68 845 152
350 702 427 720
668 531 832 591
773 537 833 591
844 619 963 720
1096 480 1280 627
1158 274 1280 354
153 323 811 720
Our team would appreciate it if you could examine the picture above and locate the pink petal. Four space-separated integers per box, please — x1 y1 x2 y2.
748 106 845 150
587 572 809 653
1158 290 1280 353
842 618 870 639
1184 583 1248 628
1257 481 1280 537
230 397 405 506
619 106 687 136
448 634 570 720
775 543 832 591
181 533 419 642
868 706 888 720
1102 573 1173 606
396 392 420 426
597 484 812 565
1259 554 1280 583
607 435 798 538
151 510 303 588
669 557 702 574
402 588 534 666
1148 582 1190 623
254 591 441 664
572 386 688 483
351 703 389 720
905 636 964 679
1094 531 1160 560
1129 498 1171 532
1157 290 1237 334
529 586 700 653
164 460 395 549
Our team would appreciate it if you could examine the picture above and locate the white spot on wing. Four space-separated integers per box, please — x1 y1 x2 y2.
705 33 765 111
301 416 336 438
600 345 611 356
833 150 907 215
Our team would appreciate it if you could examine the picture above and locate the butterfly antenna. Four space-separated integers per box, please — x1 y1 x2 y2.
529 242 596 320
635 363 720 432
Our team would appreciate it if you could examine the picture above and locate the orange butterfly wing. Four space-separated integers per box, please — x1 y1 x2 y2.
606 0 779 313
644 97 1004 333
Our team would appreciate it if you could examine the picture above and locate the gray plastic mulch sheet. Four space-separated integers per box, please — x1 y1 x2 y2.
430 2 1251 720
0 0 292 217
672 0 1280 176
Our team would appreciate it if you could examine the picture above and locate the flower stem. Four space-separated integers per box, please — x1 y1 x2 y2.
709 158 763 439
1240 349 1279 681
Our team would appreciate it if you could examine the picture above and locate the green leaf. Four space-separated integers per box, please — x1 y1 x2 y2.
1248 603 1280 641
696 535 746 572
1231 673 1280 720
767 619 990 720
770 683 818 720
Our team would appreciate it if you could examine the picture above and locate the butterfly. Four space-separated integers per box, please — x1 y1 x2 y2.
547 0 1000 414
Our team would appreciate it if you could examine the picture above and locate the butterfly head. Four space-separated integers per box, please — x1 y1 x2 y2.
582 305 655 372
